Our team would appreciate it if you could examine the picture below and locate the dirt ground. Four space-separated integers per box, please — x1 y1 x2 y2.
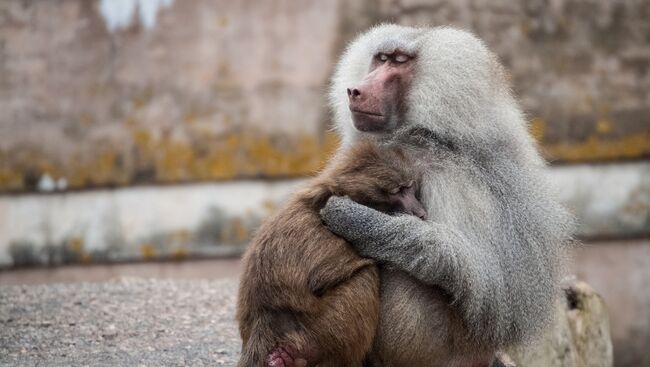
0 278 241 366
0 258 242 285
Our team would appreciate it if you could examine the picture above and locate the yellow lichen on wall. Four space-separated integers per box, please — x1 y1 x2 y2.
0 164 23 191
130 128 340 183
171 248 188 260
0 127 341 192
596 119 612 134
543 133 650 163
2 118 649 192
529 118 650 163
156 141 198 182
65 149 130 189
66 237 92 264
141 243 156 259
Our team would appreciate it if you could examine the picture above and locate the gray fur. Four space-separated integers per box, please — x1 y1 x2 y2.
321 24 573 349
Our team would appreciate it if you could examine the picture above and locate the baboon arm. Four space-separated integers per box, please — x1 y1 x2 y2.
321 195 565 346
320 197 494 289
320 196 510 334
307 256 375 296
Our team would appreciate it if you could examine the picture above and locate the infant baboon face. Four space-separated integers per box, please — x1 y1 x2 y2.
386 180 427 220
334 147 427 220
357 177 427 221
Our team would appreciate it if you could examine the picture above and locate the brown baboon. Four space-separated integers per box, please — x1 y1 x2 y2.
236 140 426 367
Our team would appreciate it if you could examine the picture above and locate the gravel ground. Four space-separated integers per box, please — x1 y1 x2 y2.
0 278 241 366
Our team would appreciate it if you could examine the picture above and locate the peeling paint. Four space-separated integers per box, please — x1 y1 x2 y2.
99 0 174 31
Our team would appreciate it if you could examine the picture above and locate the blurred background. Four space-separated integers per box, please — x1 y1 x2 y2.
0 0 648 366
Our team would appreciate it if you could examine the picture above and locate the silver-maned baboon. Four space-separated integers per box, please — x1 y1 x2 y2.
320 25 573 367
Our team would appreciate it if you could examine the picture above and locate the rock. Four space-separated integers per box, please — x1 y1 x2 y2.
507 278 614 367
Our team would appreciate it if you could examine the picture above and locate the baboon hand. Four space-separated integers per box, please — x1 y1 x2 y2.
320 196 395 257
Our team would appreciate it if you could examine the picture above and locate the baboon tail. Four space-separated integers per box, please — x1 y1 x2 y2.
238 313 275 366
238 311 305 367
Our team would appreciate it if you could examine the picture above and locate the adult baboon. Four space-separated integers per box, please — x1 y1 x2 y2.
320 25 573 367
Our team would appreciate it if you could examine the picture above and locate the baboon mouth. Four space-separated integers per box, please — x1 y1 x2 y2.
351 110 388 132
351 109 383 117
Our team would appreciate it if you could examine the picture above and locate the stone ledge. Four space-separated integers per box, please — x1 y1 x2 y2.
0 278 612 366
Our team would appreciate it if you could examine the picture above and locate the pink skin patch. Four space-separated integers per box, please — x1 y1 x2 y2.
347 50 415 133
265 346 307 367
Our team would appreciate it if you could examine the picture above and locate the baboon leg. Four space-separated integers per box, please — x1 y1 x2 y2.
308 265 380 367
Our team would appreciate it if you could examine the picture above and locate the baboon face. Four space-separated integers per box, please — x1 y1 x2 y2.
332 25 509 145
385 181 427 220
334 150 427 220
346 50 415 133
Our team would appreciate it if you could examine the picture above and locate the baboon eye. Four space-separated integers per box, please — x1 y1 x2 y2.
394 54 409 63
389 181 413 195
378 53 388 62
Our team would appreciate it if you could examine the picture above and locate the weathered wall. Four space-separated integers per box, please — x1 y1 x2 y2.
1 0 649 193
2 161 647 267
1 2 649 365
0 180 303 266
0 0 341 192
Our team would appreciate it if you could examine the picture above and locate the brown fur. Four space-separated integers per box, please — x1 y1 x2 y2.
371 271 494 367
236 140 420 367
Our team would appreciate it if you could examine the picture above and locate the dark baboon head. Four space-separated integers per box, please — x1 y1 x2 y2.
324 140 427 220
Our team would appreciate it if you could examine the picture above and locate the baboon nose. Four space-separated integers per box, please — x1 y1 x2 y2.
347 88 361 99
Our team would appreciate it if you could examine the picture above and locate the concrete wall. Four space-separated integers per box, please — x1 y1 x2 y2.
1 0 341 192
2 162 648 267
0 180 303 266
1 0 649 193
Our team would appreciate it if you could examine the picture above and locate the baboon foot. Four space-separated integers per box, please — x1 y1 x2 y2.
265 346 308 367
